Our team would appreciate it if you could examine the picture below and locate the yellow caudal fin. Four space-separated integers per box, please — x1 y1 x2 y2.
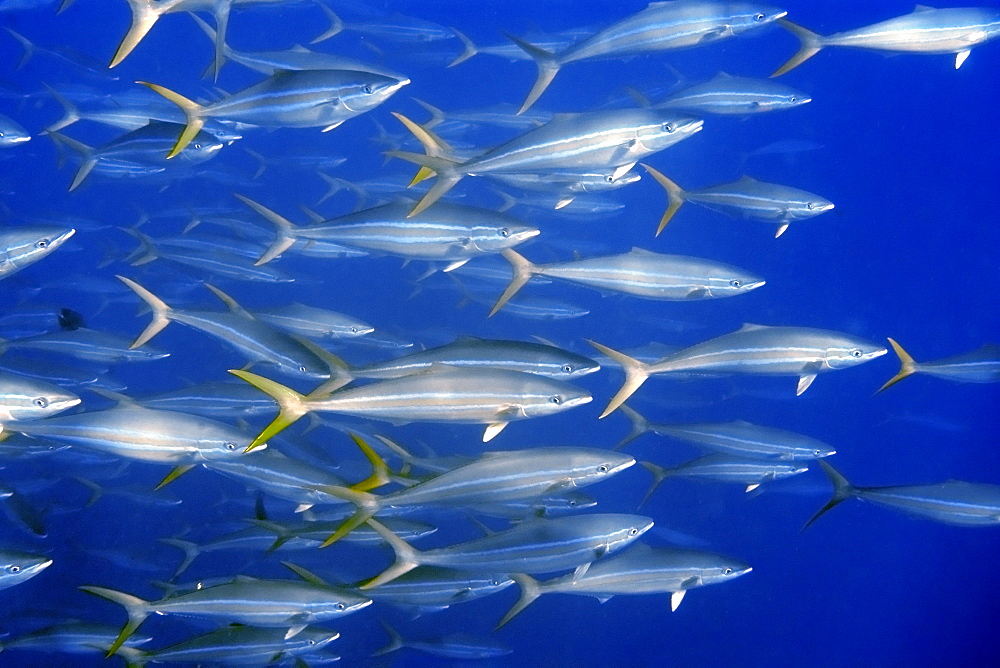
490 248 540 317
771 19 824 77
228 370 309 450
876 338 920 393
383 150 464 217
79 585 150 657
391 111 454 186
136 81 205 158
116 275 173 349
506 33 561 115
640 163 686 236
586 341 651 419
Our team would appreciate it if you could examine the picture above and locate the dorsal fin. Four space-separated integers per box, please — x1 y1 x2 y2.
89 388 141 407
204 284 248 315
738 323 770 332
913 5 935 12
628 247 659 256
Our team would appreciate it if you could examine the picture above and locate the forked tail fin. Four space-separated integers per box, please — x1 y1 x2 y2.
876 338 920 393
586 341 652 419
227 370 309 451
495 573 543 629
506 33 561 115
801 459 855 531
771 19 825 77
640 163 687 235
490 248 541 317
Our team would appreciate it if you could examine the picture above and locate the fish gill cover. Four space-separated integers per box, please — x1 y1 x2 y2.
0 0 998 666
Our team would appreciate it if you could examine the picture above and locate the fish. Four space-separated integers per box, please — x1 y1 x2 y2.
492 247 765 315
313 435 634 545
642 163 834 236
510 0 788 112
0 549 52 590
0 622 153 657
804 459 1000 529
0 226 76 280
362 567 514 613
387 108 703 216
237 195 539 269
361 513 654 588
111 625 341 667
139 69 409 157
46 123 224 191
116 276 333 378
375 621 513 659
3 392 263 487
326 335 600 385
772 7 1000 76
0 113 30 147
656 71 811 115
253 303 375 340
877 338 1000 392
0 370 81 422
497 542 752 627
230 365 592 446
81 577 371 657
0 328 170 364
590 323 887 417
616 404 837 460
641 455 810 501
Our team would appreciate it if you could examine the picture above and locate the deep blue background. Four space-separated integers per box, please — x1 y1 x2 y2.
1 1 998 666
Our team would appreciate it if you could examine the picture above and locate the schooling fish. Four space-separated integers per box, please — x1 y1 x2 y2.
140 68 409 157
231 365 592 447
590 324 887 417
0 226 75 280
641 455 810 501
656 71 811 115
642 163 834 236
510 0 787 112
0 550 51 590
361 513 653 588
772 7 1000 76
117 276 332 378
616 404 837 460
491 247 764 315
497 542 752 627
237 195 539 269
313 436 634 545
804 459 1000 529
0 370 81 422
81 577 371 657
0 113 30 147
877 338 1000 392
388 108 703 216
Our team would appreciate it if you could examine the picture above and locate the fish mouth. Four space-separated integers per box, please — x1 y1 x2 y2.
565 394 593 408
744 279 767 291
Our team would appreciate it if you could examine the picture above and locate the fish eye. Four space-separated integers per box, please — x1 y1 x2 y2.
662 123 675 133
813 449 822 456
308 639 316 645
549 395 562 405
35 239 50 249
598 464 609 473
194 143 201 149
806 202 816 210
724 568 733 574
628 528 638 536
350 326 358 333
754 12 764 21
335 602 346 611
730 279 742 288
850 348 863 358
789 97 797 103
363 85 373 94
492 578 503 586
299 365 307 373
499 227 509 237
225 442 237 450
33 397 49 408
561 364 573 373
7 565 19 573
604 174 614 183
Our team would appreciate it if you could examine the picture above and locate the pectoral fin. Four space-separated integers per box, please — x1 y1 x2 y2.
955 49 970 69
670 589 687 611
796 372 817 396
483 422 508 442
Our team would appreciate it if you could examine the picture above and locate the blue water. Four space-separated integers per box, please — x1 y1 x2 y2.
1 0 998 666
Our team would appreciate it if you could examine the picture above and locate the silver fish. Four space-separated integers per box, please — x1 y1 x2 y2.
0 549 51 590
0 226 75 280
877 338 1000 392
492 246 764 315
591 323 887 417
0 370 81 422
773 7 1000 75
